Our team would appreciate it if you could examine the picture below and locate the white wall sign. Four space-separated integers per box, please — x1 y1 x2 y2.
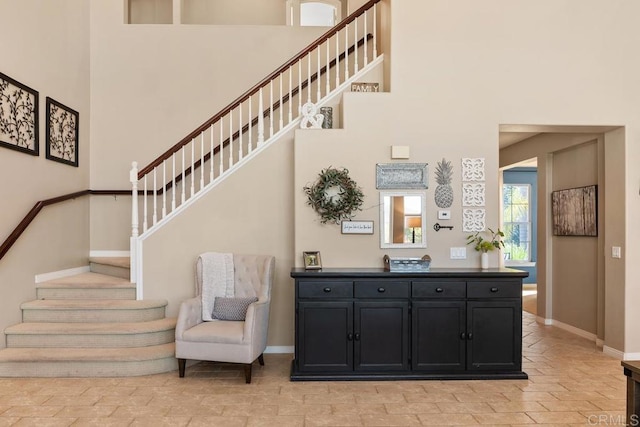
341 220 374 234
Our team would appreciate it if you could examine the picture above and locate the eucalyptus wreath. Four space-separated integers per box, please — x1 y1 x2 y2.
303 167 364 224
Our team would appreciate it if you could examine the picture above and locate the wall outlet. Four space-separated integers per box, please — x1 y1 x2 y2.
438 210 451 220
450 247 466 259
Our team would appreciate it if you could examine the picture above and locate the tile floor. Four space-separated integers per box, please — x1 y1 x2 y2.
0 311 627 426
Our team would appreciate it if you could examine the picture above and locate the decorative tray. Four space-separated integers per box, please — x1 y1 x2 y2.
383 255 432 272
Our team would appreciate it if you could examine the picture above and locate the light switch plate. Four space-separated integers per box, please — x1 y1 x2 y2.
612 246 622 258
450 247 466 259
438 210 451 220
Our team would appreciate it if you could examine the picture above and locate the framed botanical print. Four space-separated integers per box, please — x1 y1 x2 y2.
0 71 39 156
46 97 79 167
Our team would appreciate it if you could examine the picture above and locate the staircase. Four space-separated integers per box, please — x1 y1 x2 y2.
0 258 177 377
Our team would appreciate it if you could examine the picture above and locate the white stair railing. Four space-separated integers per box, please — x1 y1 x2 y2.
129 0 383 286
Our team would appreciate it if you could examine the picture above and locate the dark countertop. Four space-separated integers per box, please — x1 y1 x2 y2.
291 267 529 279
622 360 640 374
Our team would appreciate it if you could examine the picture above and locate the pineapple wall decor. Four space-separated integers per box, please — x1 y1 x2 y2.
434 158 454 208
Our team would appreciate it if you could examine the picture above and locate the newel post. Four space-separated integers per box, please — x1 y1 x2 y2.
130 161 139 287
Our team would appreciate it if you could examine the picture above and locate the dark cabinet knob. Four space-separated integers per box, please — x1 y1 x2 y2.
467 332 473 340
323 287 331 293
347 333 353 341
354 333 361 341
490 287 499 293
460 332 466 340
377 287 386 293
435 287 444 293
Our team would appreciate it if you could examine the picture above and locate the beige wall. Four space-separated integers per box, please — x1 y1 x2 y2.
551 140 599 335
182 0 286 25
0 0 91 348
141 136 295 346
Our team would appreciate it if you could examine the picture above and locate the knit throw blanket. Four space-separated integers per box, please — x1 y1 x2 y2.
198 252 234 321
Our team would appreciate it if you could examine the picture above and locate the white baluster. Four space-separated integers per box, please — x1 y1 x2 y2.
181 146 186 204
269 81 274 138
317 48 321 102
248 97 253 153
143 175 148 232
171 153 176 211
239 103 243 160
190 139 195 197
200 134 205 190
344 24 349 79
326 41 330 94
258 88 265 144
130 162 139 238
279 73 283 131
373 4 378 59
307 53 311 103
219 119 224 173
229 110 234 168
153 168 157 225
209 124 214 182
288 67 293 123
298 61 302 115
355 18 359 73
336 33 340 87
364 10 368 66
162 162 167 218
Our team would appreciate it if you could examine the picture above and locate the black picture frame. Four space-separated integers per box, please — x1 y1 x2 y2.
0 71 39 156
551 185 597 236
46 97 79 167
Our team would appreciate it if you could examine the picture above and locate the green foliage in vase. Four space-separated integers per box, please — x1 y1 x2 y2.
466 228 505 253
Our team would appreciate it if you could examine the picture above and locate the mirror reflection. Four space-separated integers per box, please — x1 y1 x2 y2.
380 191 427 248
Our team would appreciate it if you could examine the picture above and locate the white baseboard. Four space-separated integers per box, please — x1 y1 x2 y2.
536 316 553 326
265 346 294 354
603 346 625 360
35 266 91 283
596 338 604 348
548 318 597 342
622 351 640 360
90 251 130 258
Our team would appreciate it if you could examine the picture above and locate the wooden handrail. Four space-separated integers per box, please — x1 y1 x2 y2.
138 0 382 178
0 190 131 262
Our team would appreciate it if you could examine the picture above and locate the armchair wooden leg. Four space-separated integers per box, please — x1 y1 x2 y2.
178 359 186 378
258 353 265 366
244 364 252 384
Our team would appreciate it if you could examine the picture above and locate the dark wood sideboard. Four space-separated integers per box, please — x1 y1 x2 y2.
290 268 529 381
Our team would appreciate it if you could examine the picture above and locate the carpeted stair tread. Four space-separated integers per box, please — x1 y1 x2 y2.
37 272 133 288
0 343 175 362
88 257 130 269
21 299 167 310
5 317 176 335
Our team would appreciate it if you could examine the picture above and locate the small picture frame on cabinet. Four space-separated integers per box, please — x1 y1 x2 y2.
303 251 322 270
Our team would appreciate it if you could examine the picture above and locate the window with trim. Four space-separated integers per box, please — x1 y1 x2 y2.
502 184 531 261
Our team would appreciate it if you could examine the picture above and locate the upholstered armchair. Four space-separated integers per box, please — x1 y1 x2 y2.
175 254 275 383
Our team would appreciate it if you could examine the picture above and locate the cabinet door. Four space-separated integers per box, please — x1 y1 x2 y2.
354 301 409 372
466 300 522 372
298 301 353 372
412 301 466 372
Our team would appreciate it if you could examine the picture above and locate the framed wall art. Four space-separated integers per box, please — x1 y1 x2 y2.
46 97 79 167
552 185 597 236
376 163 428 189
0 71 39 156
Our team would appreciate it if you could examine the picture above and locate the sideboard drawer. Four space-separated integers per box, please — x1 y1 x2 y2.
354 281 409 298
467 281 521 298
298 281 353 299
412 281 466 298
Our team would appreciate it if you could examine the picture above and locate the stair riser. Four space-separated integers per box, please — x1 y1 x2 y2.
89 263 130 280
0 358 178 377
7 330 175 348
22 307 166 323
37 288 136 300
